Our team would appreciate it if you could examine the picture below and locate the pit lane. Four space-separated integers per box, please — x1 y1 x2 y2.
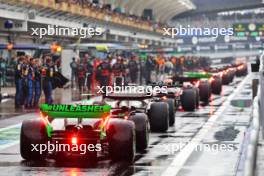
0 74 254 176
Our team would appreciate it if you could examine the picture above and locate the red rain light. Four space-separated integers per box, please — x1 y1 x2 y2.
72 137 78 144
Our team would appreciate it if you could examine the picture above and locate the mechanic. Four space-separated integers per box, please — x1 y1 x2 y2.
184 57 191 70
96 59 111 88
176 56 185 74
164 58 173 75
33 59 42 108
156 55 165 76
42 57 54 104
112 57 126 76
14 56 25 108
128 56 139 83
24 58 35 108
70 57 77 88
145 55 155 84
0 57 7 87
21 56 30 107
112 56 126 85
84 55 94 93
77 62 86 94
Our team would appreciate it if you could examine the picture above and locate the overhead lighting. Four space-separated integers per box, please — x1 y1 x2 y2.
178 0 196 10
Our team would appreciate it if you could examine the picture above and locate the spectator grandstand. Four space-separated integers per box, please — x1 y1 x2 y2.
170 8 264 28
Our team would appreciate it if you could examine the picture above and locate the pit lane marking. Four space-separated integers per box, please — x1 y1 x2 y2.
0 124 21 151
0 124 21 133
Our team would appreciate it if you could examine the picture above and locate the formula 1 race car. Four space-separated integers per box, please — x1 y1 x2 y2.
235 63 248 77
173 71 218 104
103 93 169 133
152 71 223 112
20 104 137 163
208 66 235 85
206 63 247 86
179 72 214 103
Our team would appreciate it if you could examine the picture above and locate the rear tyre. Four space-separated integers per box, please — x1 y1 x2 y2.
199 81 211 103
130 113 149 151
20 119 48 161
229 71 235 83
211 77 222 95
149 102 169 132
108 119 135 163
165 99 176 126
194 87 200 108
222 73 230 85
181 88 196 111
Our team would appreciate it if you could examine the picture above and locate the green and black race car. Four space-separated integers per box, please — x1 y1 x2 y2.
20 103 139 163
151 71 223 112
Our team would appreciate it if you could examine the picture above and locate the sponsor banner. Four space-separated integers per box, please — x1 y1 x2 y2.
0 19 28 32
175 35 264 45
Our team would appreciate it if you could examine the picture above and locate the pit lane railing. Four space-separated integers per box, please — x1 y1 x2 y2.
243 88 260 176
242 55 262 176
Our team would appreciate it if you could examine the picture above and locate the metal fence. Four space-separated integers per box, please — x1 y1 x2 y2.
243 53 264 176
260 54 264 138
243 89 260 176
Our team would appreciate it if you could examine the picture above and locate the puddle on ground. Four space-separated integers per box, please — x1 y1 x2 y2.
214 126 240 141
230 99 252 108
240 91 251 95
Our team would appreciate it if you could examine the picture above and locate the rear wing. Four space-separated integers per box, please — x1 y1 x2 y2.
40 104 111 118
182 72 212 79
104 93 151 100
172 72 212 83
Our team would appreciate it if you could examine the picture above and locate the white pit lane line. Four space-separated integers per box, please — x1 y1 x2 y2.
0 123 21 133
0 141 20 151
161 74 252 176
0 123 21 151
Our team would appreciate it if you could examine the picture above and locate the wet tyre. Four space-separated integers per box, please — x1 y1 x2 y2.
236 66 248 76
181 88 196 111
20 119 48 161
199 81 211 103
194 87 200 108
108 119 135 163
130 113 149 151
222 73 230 85
211 77 222 95
229 71 235 83
149 102 169 132
165 99 176 126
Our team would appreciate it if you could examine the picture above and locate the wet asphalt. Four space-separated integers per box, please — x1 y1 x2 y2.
0 74 255 176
